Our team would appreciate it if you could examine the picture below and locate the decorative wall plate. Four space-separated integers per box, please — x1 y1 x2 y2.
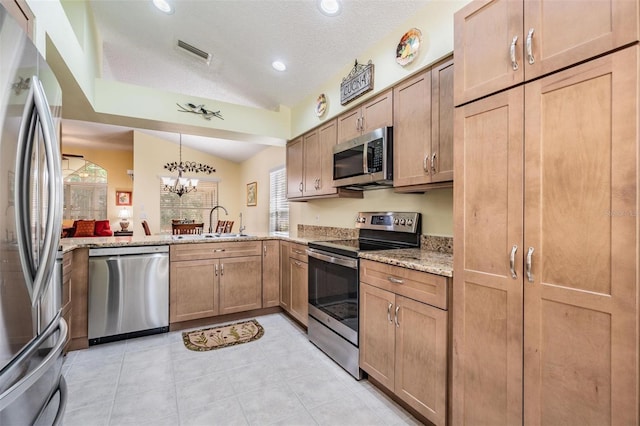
315 94 327 117
396 28 422 66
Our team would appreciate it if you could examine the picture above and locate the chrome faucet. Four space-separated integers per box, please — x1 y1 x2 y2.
208 205 228 233
239 212 245 234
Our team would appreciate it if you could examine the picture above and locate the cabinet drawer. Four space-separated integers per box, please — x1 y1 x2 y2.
360 259 448 310
289 243 308 263
170 241 262 261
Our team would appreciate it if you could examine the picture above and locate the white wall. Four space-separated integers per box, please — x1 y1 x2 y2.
289 188 453 237
239 146 286 234
133 131 243 234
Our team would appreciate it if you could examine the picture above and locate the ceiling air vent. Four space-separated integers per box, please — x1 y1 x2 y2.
177 39 212 65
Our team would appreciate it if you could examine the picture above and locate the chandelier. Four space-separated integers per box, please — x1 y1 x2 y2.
162 134 216 197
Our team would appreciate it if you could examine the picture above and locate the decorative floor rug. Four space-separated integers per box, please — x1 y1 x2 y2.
182 319 264 352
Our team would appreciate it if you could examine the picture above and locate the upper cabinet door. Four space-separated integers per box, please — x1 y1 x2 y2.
337 108 362 144
430 58 454 183
286 137 304 199
318 119 338 196
524 0 639 81
455 0 639 106
454 0 524 106
361 89 393 134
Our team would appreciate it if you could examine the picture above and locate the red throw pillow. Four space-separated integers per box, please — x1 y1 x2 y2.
94 220 113 237
74 220 95 237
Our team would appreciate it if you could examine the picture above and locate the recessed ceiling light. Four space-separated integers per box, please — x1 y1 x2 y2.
152 0 174 14
318 0 341 16
272 61 287 72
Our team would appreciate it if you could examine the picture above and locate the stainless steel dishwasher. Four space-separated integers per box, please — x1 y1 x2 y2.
88 245 169 345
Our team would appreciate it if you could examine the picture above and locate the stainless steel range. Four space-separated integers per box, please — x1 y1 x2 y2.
307 211 421 379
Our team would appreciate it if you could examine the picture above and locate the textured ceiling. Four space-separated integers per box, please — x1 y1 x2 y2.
68 0 431 162
90 0 431 110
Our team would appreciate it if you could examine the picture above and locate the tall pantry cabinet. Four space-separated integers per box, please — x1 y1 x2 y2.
452 1 639 425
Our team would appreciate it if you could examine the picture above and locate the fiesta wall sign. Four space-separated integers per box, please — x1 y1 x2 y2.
340 59 374 105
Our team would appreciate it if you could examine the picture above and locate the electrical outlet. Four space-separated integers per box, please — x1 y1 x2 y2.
315 215 320 222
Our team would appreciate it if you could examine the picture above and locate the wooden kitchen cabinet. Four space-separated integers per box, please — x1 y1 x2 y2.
302 119 340 197
61 251 72 353
453 46 639 425
287 119 361 201
393 57 454 191
279 241 291 310
360 260 449 425
279 242 308 326
454 0 639 106
286 136 304 199
218 255 262 315
170 258 219 322
69 247 89 351
337 89 393 144
262 240 280 308
170 241 262 323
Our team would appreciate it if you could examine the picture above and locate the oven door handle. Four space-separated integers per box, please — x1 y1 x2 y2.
307 249 358 269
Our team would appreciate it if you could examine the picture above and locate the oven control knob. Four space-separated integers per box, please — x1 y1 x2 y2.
399 218 406 225
406 219 414 226
393 218 399 225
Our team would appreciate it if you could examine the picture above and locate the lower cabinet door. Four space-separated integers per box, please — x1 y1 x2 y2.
289 258 308 326
170 259 218 323
395 295 448 425
359 282 396 390
218 256 262 315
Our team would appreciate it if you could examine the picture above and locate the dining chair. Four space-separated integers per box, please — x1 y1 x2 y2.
172 222 204 235
215 220 234 233
141 220 151 236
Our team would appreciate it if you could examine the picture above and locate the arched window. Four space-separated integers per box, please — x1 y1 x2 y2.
62 156 108 220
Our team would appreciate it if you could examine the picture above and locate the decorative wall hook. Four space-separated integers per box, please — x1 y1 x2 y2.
176 102 224 120
12 77 31 95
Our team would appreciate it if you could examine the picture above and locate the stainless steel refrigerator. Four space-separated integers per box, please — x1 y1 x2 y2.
0 5 67 425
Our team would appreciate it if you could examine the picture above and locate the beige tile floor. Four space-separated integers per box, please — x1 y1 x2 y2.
62 313 422 426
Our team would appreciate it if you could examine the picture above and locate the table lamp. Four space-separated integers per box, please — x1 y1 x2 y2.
118 208 131 231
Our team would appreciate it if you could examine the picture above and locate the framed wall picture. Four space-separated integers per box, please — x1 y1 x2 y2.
116 190 132 206
246 182 257 206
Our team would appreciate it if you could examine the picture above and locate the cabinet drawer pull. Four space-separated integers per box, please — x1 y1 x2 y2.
213 249 226 252
395 306 400 328
510 35 519 71
387 276 404 284
387 303 393 323
526 28 535 65
292 249 304 255
221 263 224 276
293 260 302 267
214 264 218 276
264 246 267 255
423 154 429 172
299 182 303 192
431 152 437 174
526 247 534 283
509 244 518 279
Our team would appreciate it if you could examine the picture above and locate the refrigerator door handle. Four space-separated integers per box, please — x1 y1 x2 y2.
0 315 66 411
33 375 67 426
15 79 38 301
51 376 67 426
31 76 62 305
14 76 63 307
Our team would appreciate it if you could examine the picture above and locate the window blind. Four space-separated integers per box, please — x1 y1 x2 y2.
269 168 289 233
159 180 218 233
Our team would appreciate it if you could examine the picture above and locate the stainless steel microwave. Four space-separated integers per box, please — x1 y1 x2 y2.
332 126 393 189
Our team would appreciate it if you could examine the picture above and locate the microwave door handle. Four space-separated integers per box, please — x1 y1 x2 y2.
362 141 368 174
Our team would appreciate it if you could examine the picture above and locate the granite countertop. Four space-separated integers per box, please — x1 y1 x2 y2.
58 232 334 253
359 248 453 277
58 232 453 278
